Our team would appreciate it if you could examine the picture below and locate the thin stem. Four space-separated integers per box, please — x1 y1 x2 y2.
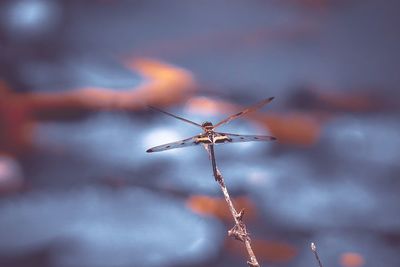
310 242 324 267
206 144 260 267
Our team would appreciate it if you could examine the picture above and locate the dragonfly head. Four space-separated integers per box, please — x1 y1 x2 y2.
202 121 214 131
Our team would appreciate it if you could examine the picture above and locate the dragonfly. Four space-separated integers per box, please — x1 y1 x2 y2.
147 97 277 181
146 97 277 153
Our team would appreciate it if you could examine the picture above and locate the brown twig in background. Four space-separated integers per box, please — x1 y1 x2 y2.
310 242 324 267
206 144 260 267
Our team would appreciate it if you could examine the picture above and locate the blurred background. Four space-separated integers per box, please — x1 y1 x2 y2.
0 0 400 266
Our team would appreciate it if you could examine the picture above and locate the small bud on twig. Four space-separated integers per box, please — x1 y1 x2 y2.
247 260 260 267
236 208 245 221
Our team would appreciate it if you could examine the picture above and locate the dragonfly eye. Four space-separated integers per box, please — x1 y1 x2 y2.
202 121 213 127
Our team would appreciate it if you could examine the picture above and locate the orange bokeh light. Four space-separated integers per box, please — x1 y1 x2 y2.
186 195 256 222
227 238 297 263
339 252 365 267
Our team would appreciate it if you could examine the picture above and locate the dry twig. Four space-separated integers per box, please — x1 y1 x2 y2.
206 144 260 267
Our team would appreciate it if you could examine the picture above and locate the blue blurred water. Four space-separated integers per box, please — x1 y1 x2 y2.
0 187 224 267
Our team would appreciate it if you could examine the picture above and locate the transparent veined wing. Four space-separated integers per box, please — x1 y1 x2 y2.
149 106 202 128
146 135 202 153
213 97 274 129
215 132 277 144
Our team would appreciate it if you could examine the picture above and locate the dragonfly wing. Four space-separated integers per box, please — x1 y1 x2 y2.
215 132 276 144
146 135 202 153
149 106 202 128
213 97 274 129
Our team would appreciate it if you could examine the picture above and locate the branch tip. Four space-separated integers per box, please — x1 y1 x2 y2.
311 242 316 252
310 241 324 267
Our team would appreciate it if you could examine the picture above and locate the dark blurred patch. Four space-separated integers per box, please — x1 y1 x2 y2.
288 85 388 113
